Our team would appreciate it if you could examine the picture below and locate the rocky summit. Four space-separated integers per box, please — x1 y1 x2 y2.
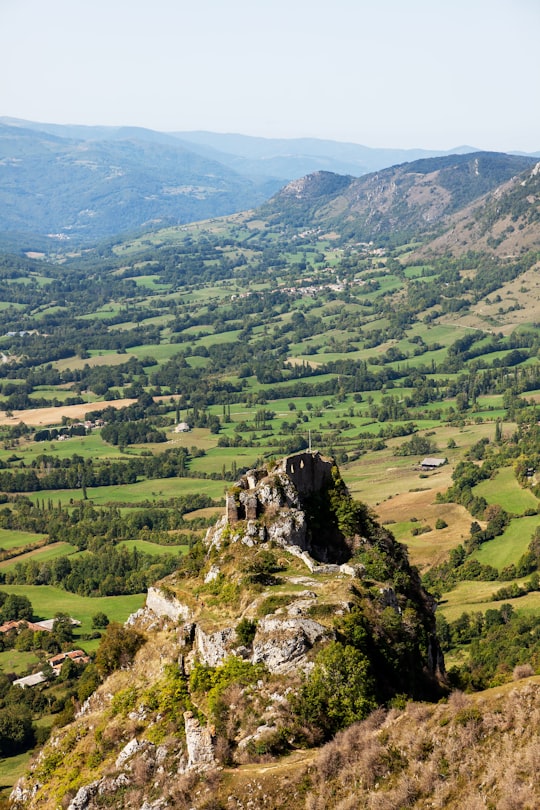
11 453 446 810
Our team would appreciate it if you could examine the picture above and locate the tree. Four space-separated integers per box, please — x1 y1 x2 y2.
91 612 110 629
0 704 34 756
0 593 33 622
294 643 376 738
77 663 101 702
59 658 81 682
95 623 145 677
53 613 74 646
15 627 34 652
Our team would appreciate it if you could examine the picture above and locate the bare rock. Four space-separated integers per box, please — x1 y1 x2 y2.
67 781 100 810
184 711 215 770
286 597 317 617
194 625 235 667
146 587 191 623
266 510 307 550
204 565 220 584
251 617 332 673
115 737 145 768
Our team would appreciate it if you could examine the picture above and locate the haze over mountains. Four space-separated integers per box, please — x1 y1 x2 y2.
1 117 538 246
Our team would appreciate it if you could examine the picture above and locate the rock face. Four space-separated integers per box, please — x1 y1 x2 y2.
252 617 332 673
207 451 352 564
184 712 215 770
146 586 192 623
194 626 235 668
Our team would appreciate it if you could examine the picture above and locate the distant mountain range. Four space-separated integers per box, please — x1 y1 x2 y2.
0 118 538 246
0 120 280 244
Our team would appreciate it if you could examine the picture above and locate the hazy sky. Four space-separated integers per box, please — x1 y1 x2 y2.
1 0 539 152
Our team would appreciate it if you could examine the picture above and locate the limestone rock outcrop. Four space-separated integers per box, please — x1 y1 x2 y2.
207 451 352 564
184 712 215 770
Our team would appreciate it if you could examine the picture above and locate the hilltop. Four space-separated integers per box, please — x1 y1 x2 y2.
10 453 445 809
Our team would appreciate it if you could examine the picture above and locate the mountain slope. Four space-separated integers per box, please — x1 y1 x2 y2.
260 153 537 243
0 123 280 242
418 159 540 257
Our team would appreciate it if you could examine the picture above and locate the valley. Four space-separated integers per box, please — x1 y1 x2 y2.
0 149 538 807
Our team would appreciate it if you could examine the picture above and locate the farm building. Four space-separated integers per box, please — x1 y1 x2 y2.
13 649 90 688
49 649 90 674
0 619 51 635
420 457 447 470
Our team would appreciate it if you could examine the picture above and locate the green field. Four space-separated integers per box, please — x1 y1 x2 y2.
439 580 540 622
473 515 540 570
0 585 145 641
25 475 226 506
0 529 46 551
0 542 78 571
0 648 41 676
118 539 189 556
0 751 30 796
474 467 539 515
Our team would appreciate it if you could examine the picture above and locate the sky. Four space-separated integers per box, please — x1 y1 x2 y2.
1 0 539 152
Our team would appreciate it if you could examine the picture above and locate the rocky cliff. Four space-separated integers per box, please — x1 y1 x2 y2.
10 453 445 810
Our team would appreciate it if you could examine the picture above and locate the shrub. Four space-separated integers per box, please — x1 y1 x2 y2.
95 623 145 677
513 663 534 680
293 643 376 739
257 594 290 617
91 612 110 629
241 550 282 585
235 618 257 646
435 518 448 530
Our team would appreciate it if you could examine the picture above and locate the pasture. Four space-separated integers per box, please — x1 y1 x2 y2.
474 467 540 515
0 585 145 640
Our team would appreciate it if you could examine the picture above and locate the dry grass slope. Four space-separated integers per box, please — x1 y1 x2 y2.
303 680 540 810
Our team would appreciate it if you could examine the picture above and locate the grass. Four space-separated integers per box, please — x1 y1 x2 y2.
0 542 78 571
123 274 171 290
474 467 539 515
25 476 226 507
124 343 183 364
0 585 145 644
117 540 189 556
0 432 126 464
473 515 540 570
0 529 47 551
439 579 540 622
0 750 31 797
53 352 131 371
0 648 41 676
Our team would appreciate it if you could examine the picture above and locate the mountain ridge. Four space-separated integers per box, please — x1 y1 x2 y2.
259 152 537 244
0 118 538 248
